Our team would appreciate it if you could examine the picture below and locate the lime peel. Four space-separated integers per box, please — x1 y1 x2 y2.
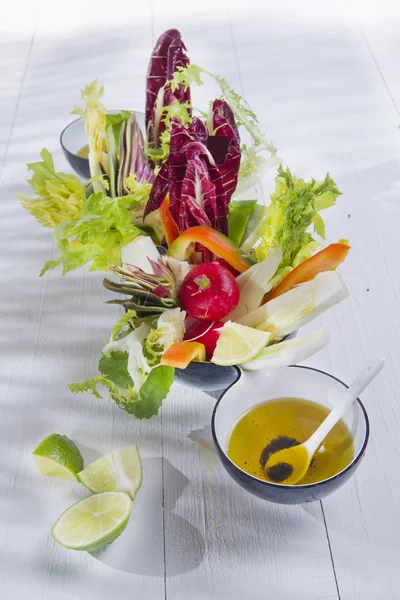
32 434 84 481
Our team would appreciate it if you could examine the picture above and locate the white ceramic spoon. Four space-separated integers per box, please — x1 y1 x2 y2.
264 358 384 485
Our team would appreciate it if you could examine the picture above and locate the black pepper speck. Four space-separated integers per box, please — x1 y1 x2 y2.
260 435 300 468
266 462 294 482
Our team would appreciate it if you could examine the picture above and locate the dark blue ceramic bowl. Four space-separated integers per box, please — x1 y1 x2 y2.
60 110 145 180
174 331 299 393
211 365 369 504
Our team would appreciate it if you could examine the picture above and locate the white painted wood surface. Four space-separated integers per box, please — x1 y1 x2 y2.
1 1 400 598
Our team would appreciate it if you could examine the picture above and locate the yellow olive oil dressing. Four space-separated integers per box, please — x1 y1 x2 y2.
227 398 354 485
76 145 90 158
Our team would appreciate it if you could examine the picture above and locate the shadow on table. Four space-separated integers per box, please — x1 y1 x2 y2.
91 457 206 577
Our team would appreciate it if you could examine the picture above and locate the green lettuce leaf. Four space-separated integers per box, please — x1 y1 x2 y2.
69 363 174 419
40 258 62 277
71 80 106 194
45 192 143 275
16 149 85 228
68 376 106 400
118 365 174 419
69 308 177 419
69 374 138 405
253 165 342 280
98 350 133 388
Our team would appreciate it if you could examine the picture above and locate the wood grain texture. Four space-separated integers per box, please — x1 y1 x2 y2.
1 0 400 598
230 1 400 597
0 4 164 600
154 3 339 599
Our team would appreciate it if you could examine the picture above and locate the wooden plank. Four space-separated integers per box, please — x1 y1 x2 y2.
306 2 400 597
0 5 166 600
154 3 339 598
229 0 400 598
0 13 36 180
348 0 400 117
163 385 340 600
2 1 400 599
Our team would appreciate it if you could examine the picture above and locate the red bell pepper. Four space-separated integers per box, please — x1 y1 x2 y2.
266 243 350 302
167 226 252 274
159 197 180 246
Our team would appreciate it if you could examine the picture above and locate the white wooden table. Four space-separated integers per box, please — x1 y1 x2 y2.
2 1 400 598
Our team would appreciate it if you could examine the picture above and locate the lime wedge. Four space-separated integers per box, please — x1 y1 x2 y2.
78 445 142 499
52 491 132 551
32 434 84 481
211 321 270 366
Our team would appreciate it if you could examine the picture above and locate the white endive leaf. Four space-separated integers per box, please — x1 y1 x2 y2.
226 248 282 322
242 328 330 370
121 236 160 273
237 271 348 341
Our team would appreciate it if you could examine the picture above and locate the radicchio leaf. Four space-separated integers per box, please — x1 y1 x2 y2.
144 161 169 216
188 116 208 144
166 119 191 224
180 156 214 231
207 99 241 211
208 99 240 141
145 29 191 149
147 84 175 150
145 118 230 234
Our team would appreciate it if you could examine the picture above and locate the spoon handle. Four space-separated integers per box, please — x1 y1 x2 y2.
305 359 384 454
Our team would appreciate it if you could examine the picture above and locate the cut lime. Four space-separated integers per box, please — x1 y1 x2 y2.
211 321 270 366
78 445 142 499
52 491 132 551
32 434 84 481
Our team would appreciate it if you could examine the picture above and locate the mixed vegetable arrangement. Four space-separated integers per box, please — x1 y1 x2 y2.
18 29 350 419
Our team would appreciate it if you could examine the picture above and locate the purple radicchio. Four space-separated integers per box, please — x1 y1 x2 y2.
145 29 191 150
144 101 241 236
144 118 218 229
206 99 241 208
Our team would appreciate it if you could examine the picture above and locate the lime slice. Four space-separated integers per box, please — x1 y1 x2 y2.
211 321 270 366
32 434 84 481
52 491 132 551
78 445 142 499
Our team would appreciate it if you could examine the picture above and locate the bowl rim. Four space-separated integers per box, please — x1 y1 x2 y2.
59 109 145 156
211 364 370 490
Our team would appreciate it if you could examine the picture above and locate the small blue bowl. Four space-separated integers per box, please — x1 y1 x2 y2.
174 331 299 393
60 110 145 180
174 361 239 393
211 365 369 504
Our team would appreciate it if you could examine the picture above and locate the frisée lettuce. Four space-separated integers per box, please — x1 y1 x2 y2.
69 308 184 418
